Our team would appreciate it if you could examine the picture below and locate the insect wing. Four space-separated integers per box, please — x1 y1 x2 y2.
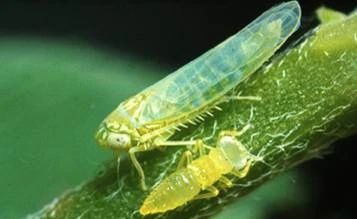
120 1 301 126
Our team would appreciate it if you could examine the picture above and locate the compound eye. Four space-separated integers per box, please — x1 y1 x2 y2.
107 133 131 148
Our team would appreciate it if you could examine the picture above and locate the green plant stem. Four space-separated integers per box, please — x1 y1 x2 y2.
31 11 357 219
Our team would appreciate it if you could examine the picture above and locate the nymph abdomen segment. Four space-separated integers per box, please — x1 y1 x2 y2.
140 149 232 215
139 169 201 215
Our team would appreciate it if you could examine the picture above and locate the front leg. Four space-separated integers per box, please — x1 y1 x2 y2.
129 145 150 191
176 140 207 171
130 140 206 191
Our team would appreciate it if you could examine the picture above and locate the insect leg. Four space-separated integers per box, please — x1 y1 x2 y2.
176 140 207 170
155 140 197 146
115 154 121 189
226 95 262 101
155 139 206 156
192 186 219 200
176 151 193 170
216 95 261 106
218 124 251 139
128 146 149 191
232 159 252 178
192 139 206 156
218 176 234 189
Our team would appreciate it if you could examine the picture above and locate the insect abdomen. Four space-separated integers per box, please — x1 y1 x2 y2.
139 168 201 215
140 149 232 215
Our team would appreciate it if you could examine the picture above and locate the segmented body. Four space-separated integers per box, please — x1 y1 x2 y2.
140 133 252 215
102 1 301 142
140 148 230 214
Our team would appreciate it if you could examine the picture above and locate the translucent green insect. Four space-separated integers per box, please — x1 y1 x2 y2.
140 126 253 215
95 1 301 191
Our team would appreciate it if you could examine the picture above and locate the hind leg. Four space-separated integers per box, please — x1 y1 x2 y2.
193 186 219 200
218 124 251 139
218 176 234 189
155 139 206 156
232 160 252 178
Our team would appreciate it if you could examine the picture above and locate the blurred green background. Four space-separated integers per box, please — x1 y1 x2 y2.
1 1 356 219
0 38 166 218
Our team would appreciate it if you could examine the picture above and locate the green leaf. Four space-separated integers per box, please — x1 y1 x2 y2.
29 10 357 219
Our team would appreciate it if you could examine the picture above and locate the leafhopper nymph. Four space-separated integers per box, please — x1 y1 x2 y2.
140 126 254 215
95 1 301 190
